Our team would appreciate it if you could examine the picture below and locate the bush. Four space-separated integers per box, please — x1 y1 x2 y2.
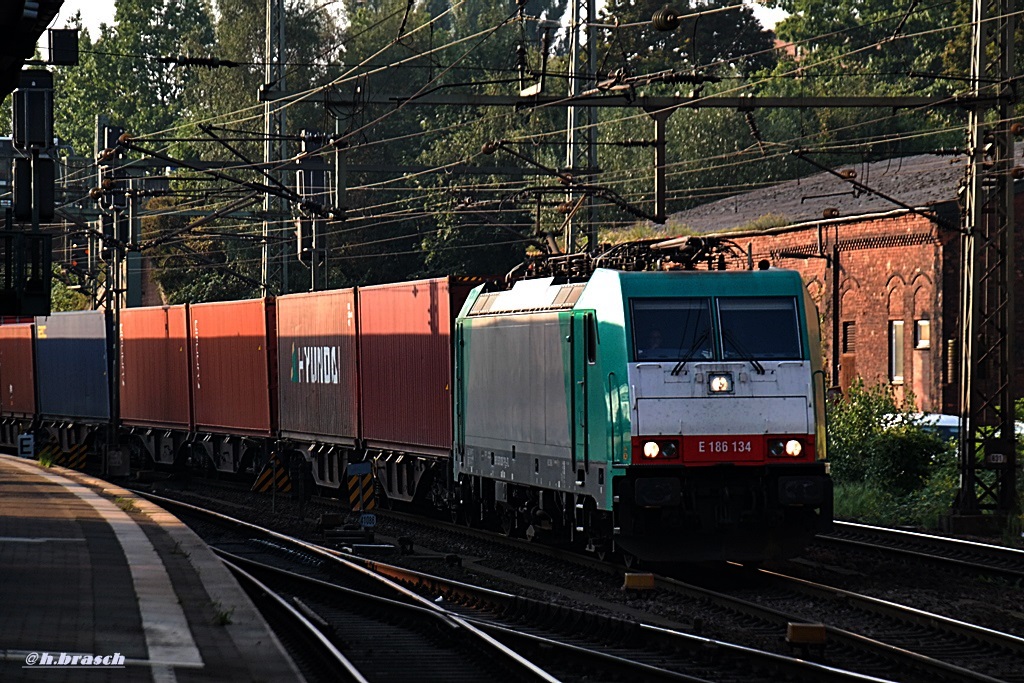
827 379 952 521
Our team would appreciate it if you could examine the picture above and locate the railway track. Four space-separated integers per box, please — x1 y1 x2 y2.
136 482 1024 682
817 521 1024 580
655 565 1024 683
223 558 369 683
363 509 1024 682
139 491 883 683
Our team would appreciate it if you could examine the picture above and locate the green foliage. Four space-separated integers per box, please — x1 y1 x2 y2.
141 196 260 303
599 0 776 77
50 1 215 155
828 379 946 492
50 265 90 311
827 379 957 525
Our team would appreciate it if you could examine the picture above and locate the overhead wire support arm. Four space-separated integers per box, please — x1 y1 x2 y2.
138 192 263 251
484 141 662 224
198 124 293 194
115 136 338 219
263 89 975 111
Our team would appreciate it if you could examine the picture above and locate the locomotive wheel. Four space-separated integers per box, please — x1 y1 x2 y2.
621 551 640 570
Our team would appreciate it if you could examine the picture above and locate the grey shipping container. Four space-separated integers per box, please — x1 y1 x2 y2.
276 289 359 444
34 310 111 421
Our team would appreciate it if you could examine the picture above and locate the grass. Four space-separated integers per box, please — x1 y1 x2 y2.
115 497 138 514
211 601 234 626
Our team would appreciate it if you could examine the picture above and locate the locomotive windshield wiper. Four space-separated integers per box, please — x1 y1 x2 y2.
670 330 709 376
721 330 766 375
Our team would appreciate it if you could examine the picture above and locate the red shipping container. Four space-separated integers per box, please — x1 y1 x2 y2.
0 324 35 417
119 305 191 429
358 278 473 455
276 289 359 444
190 298 277 436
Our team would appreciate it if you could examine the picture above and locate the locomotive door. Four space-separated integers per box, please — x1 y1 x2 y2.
571 311 596 477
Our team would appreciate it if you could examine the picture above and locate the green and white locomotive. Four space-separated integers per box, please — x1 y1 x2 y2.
453 256 833 563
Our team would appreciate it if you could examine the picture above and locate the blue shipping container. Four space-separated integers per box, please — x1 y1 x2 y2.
34 310 111 421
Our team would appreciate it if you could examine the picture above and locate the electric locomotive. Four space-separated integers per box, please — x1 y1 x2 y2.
452 252 832 563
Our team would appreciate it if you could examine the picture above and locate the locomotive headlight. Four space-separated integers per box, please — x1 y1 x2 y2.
769 438 804 457
708 373 733 393
640 439 679 460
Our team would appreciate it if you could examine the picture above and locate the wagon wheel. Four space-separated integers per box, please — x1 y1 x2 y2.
498 505 517 537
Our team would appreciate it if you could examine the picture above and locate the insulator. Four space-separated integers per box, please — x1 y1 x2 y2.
652 7 681 31
481 141 499 155
1011 122 1024 136
823 208 840 219
1011 166 1024 179
839 169 856 179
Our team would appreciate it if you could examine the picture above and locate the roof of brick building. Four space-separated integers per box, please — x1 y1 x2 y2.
665 151 966 234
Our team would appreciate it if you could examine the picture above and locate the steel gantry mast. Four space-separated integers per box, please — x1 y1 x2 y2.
263 0 288 295
957 0 1018 520
566 0 598 254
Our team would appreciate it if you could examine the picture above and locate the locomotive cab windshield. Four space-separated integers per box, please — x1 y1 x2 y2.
631 295 803 362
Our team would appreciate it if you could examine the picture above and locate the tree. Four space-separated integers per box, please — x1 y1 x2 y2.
141 195 261 303
50 0 215 156
599 0 776 79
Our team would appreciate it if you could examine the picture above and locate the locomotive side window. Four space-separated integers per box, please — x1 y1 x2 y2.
717 297 802 360
631 298 713 361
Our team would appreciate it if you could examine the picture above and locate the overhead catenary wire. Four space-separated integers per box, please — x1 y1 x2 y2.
58 1 1007 272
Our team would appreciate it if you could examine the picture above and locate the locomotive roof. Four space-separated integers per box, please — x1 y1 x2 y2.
464 268 805 317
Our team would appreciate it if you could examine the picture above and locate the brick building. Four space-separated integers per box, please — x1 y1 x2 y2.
660 152 1023 414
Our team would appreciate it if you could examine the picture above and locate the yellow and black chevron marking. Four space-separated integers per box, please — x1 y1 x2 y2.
253 457 292 494
347 472 376 512
52 444 88 470
38 443 60 464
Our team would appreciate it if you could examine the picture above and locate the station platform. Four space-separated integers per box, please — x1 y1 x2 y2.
0 454 303 682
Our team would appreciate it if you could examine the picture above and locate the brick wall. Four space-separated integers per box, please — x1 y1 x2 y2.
725 210 954 412
720 201 1024 414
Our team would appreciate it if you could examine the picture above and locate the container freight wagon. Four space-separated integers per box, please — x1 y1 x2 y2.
0 323 35 447
358 277 475 504
33 310 113 461
275 289 359 490
188 298 277 475
119 305 192 467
